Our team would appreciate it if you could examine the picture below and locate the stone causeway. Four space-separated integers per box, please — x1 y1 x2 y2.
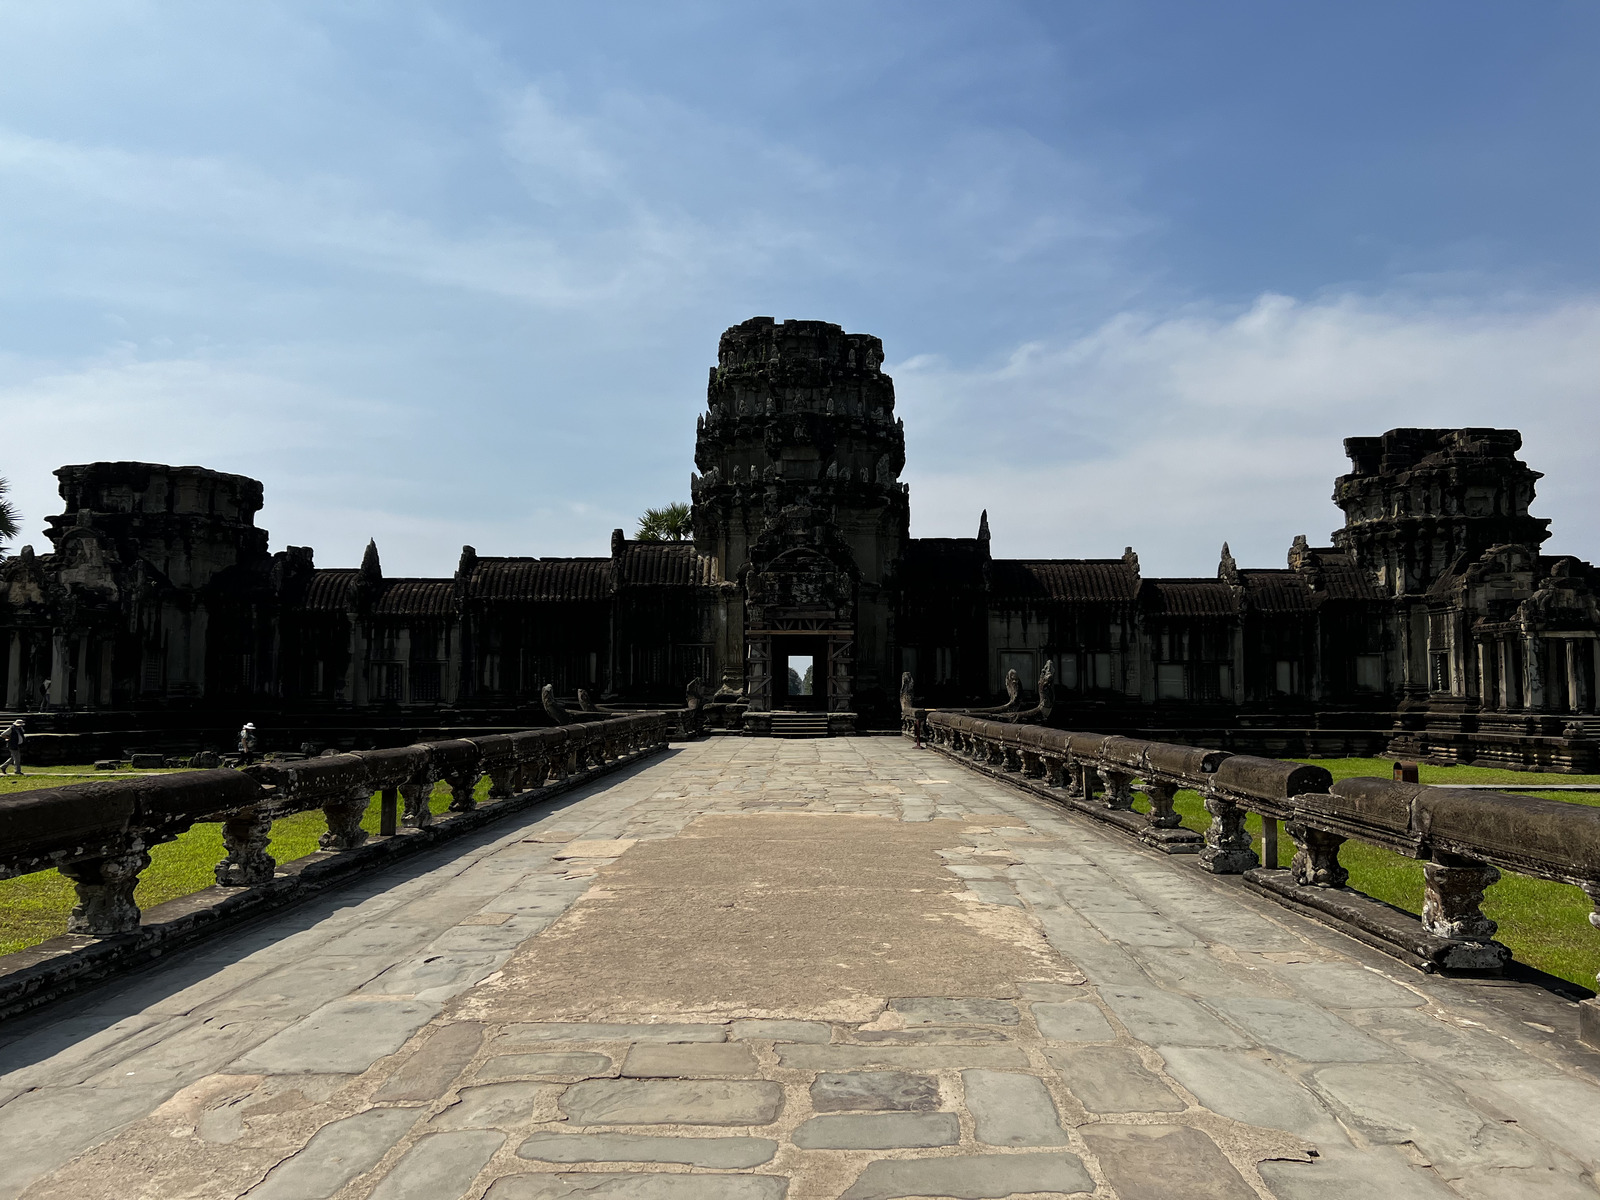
2 736 1598 1198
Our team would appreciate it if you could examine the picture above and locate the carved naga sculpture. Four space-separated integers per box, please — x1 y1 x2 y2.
541 684 577 726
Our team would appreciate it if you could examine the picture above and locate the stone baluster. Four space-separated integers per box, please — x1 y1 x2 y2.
486 767 516 800
445 769 480 813
1063 759 1084 799
1143 782 1181 829
1043 755 1065 788
1020 748 1044 779
1003 743 1024 773
1287 823 1348 888
1199 792 1259 874
322 787 373 849
1078 763 1099 804
216 807 276 886
1422 852 1500 941
399 776 434 829
61 851 151 936
1097 767 1134 811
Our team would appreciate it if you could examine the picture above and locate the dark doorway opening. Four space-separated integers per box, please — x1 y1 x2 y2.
774 635 827 711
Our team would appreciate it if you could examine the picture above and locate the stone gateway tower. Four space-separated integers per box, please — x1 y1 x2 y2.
690 318 909 731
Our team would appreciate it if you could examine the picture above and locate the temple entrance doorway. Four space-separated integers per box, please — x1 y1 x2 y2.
773 634 827 712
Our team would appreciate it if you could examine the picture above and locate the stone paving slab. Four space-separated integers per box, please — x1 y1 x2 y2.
1 737 1598 1200
517 1130 780 1166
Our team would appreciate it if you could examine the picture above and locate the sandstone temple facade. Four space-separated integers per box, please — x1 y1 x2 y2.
4 318 1597 768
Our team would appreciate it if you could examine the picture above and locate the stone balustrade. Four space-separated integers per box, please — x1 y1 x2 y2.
0 711 677 939
908 708 1600 1034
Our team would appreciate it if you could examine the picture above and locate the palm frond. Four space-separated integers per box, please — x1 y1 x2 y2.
636 501 692 542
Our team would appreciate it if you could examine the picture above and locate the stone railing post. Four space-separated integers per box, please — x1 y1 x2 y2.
445 769 479 813
1287 823 1348 888
216 808 275 886
379 786 400 836
322 788 373 849
61 851 151 936
1097 767 1134 811
1200 792 1258 874
1422 852 1500 941
1143 782 1181 829
399 777 434 829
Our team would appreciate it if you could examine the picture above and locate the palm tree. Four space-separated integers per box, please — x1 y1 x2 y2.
0 478 18 558
636 502 692 542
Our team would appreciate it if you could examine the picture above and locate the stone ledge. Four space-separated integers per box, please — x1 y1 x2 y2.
1242 867 1511 973
0 743 672 1024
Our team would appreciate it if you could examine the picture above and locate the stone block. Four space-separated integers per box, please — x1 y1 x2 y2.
1031 1000 1115 1043
559 1079 784 1125
791 1111 959 1149
1095 986 1249 1048
853 1027 1010 1045
249 1108 420 1199
1048 1045 1184 1113
1209 997 1395 1062
360 953 507 1003
810 1070 940 1112
486 1174 789 1199
498 1023 726 1044
840 1152 1093 1199
888 997 1018 1026
1260 961 1425 1009
129 753 165 770
730 1019 831 1043
367 1130 505 1200
777 1044 1028 1070
479 1052 612 1080
235 997 441 1074
374 1022 485 1101
432 1082 562 1129
517 1131 778 1167
620 1042 758 1077
1158 1048 1344 1139
962 1068 1071 1146
1081 1124 1257 1199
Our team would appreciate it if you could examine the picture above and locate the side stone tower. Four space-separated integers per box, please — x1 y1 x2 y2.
1333 428 1549 597
690 317 910 725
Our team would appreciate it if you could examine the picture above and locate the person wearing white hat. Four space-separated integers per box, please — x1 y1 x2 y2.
2 719 25 775
238 722 259 766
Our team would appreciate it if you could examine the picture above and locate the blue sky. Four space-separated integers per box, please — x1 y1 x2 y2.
4 1 1598 575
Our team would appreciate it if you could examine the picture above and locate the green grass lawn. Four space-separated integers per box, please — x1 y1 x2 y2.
0 768 487 956
1130 756 1600 992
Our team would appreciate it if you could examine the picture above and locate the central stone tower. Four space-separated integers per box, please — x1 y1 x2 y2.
691 317 909 726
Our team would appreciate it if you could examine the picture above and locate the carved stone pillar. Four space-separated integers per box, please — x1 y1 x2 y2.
1143 783 1181 829
1043 756 1065 787
399 779 434 829
216 808 276 886
61 851 151 936
1422 852 1500 940
446 770 480 812
1524 634 1545 711
486 768 515 800
322 789 373 849
1287 823 1348 888
1098 768 1134 811
1199 793 1258 874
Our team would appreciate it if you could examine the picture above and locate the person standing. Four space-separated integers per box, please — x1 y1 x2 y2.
238 722 259 766
38 679 51 712
2 719 25 775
